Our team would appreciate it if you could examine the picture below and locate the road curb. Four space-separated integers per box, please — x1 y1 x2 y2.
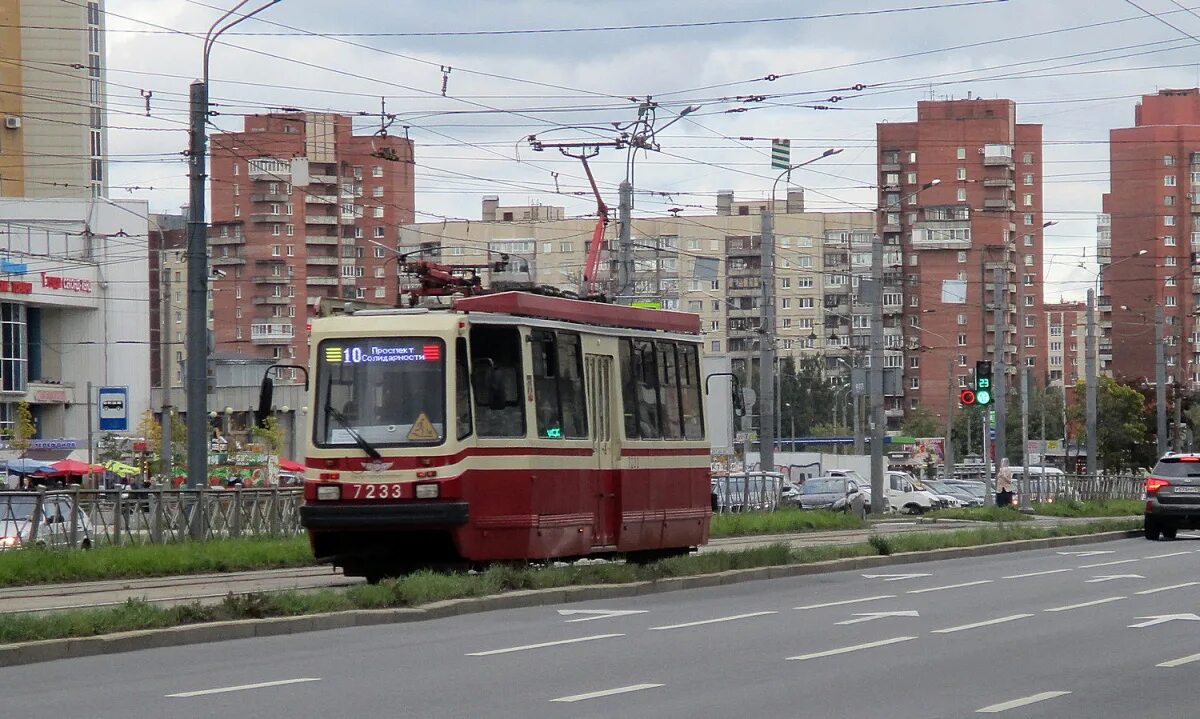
0 529 1138 668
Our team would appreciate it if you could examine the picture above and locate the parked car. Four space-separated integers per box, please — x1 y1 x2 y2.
780 482 803 508
925 480 983 507
885 471 938 514
1143 453 1200 540
800 476 867 519
0 493 93 550
945 480 989 501
825 469 877 513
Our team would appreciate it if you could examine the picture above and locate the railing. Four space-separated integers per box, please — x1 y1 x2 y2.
710 473 784 514
1017 474 1145 503
0 488 304 548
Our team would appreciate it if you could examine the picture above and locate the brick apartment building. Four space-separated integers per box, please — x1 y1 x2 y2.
1044 301 1087 389
1104 89 1200 385
877 99 1046 423
207 113 415 372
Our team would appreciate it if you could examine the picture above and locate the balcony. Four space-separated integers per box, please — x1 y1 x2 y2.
208 235 244 246
210 257 245 267
882 222 902 234
251 275 289 284
255 257 286 265
305 194 337 205
306 276 339 286
250 193 289 203
880 163 901 173
306 235 339 245
983 145 1014 167
306 215 338 225
309 174 338 185
247 158 291 180
983 199 1015 211
307 256 339 266
885 408 905 419
249 212 287 224
983 178 1015 189
253 296 290 306
250 323 294 344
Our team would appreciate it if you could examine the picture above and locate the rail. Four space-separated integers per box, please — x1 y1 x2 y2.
710 472 783 514
0 488 304 548
1017 473 1145 503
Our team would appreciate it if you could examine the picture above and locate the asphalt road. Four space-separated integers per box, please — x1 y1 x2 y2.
3 533 1199 718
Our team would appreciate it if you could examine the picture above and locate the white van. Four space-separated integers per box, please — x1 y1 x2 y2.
886 471 938 514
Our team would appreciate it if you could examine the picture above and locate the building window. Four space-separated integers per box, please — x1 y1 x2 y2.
271 245 281 256
798 298 813 308
909 356 920 369
956 188 967 202
372 207 384 219
1022 152 1033 164
1023 174 1034 185
286 224 294 236
374 227 385 239
0 303 27 393
1024 273 1034 286
1166 195 1177 206
1167 295 1178 306
1165 175 1177 187
908 151 917 163
271 224 281 236
1025 315 1035 327
372 166 383 178
955 313 966 325
781 298 791 309
956 167 966 181
375 287 386 298
956 147 966 159
1023 193 1033 206
233 206 240 217
1165 155 1176 166
906 172 917 184
1165 235 1177 246
957 251 967 263
1165 215 1177 226
286 204 294 215
908 254 918 266
711 340 720 352
958 333 967 346
781 278 791 289
910 377 920 390
1025 336 1035 348
1023 234 1033 246
1024 254 1034 266
286 244 295 256
1023 213 1034 225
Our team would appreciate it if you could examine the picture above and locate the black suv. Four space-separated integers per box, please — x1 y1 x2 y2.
1143 453 1200 540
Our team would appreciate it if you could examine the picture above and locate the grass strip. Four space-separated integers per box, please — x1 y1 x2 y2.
1031 499 1144 518
709 508 866 537
925 506 1033 522
0 537 314 588
0 519 1136 645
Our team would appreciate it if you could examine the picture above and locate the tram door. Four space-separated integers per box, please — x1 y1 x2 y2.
585 355 619 548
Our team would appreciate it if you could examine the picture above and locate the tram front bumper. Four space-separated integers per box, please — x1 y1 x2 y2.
300 501 469 531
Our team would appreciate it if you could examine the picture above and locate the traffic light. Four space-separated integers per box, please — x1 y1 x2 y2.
959 388 977 406
975 360 993 406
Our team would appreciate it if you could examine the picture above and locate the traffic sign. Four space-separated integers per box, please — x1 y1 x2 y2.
97 386 128 431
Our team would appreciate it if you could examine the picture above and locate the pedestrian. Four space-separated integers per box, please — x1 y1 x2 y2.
996 458 1015 507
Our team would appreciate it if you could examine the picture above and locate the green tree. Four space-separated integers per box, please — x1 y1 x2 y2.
252 415 283 455
1067 377 1154 472
9 401 36 455
779 355 844 439
901 407 941 438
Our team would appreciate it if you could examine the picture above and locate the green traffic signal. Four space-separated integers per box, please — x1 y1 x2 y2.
976 389 992 405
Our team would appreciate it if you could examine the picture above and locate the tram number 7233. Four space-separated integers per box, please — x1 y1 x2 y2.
346 483 406 500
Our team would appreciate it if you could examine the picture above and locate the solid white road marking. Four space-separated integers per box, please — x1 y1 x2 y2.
1128 613 1200 629
1136 581 1200 595
466 634 624 656
932 614 1034 634
1079 558 1139 568
550 684 664 703
1044 596 1126 612
1056 550 1113 557
786 636 917 662
1144 551 1191 560
976 691 1071 713
557 609 648 623
861 573 932 581
1157 652 1200 668
796 595 896 610
1002 568 1073 579
835 610 919 625
648 611 777 631
1086 574 1144 583
166 678 321 698
907 580 993 595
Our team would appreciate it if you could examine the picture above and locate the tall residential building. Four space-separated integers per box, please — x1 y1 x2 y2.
400 195 876 390
1044 301 1088 389
0 0 107 198
1104 89 1200 384
148 213 186 391
208 113 415 372
877 99 1045 423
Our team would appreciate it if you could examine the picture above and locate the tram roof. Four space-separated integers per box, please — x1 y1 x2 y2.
453 292 700 334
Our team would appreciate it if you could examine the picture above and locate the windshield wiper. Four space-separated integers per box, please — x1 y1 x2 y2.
325 405 382 461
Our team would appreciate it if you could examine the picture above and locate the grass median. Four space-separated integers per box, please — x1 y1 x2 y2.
709 508 866 537
0 519 1137 645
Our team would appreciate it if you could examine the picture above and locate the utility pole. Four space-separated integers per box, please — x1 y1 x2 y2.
1156 304 1167 458
990 267 1004 496
1085 289 1097 477
944 354 955 482
617 180 633 303
852 382 863 454
869 233 885 514
759 207 776 476
85 381 94 489
159 249 172 483
185 79 209 491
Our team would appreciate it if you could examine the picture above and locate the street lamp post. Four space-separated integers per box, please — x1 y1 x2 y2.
186 0 284 493
760 148 842 476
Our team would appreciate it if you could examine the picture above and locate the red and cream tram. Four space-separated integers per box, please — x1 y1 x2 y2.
295 292 711 580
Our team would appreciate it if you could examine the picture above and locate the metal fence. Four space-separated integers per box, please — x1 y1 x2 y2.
0 488 304 549
1016 474 1145 503
710 472 785 514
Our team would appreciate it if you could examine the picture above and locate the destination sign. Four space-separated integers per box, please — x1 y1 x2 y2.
323 341 443 365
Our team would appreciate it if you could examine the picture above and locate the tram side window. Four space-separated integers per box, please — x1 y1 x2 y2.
619 340 639 438
455 337 472 440
656 341 683 439
678 343 705 439
631 339 661 439
531 330 588 439
469 325 525 437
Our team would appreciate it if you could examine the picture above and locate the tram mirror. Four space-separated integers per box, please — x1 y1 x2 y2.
255 375 274 428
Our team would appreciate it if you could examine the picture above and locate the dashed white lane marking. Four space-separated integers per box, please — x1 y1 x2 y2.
1079 558 1139 568
1044 596 1126 612
1158 653 1200 668
1136 581 1200 595
1002 568 1073 579
976 691 1071 713
795 595 896 610
466 634 624 656
1144 551 1191 559
932 614 1035 634
649 611 777 631
786 636 917 662
167 678 321 698
907 580 993 595
550 684 664 703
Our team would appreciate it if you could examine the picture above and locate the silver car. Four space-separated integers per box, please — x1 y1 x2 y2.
0 493 93 550
799 477 867 518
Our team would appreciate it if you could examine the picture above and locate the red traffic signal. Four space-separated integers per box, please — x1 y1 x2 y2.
959 388 976 406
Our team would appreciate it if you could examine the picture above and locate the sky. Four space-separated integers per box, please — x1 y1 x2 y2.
100 0 1200 300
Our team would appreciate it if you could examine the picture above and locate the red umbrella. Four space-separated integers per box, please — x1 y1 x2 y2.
50 459 105 475
278 458 305 473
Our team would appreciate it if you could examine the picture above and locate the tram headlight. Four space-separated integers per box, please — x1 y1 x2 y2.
316 485 341 501
415 483 439 499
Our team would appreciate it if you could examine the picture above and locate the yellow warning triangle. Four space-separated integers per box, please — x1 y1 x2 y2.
407 412 439 441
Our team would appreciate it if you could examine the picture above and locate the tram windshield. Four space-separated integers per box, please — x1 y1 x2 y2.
314 337 447 447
